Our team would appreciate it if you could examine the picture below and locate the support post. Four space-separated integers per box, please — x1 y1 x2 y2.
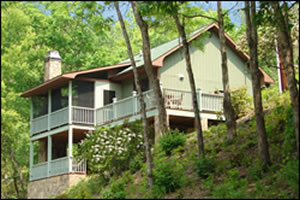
132 91 137 114
94 82 96 126
30 101 33 136
29 141 33 180
197 88 202 111
48 90 51 130
113 97 117 120
68 81 72 124
68 127 73 172
47 135 52 177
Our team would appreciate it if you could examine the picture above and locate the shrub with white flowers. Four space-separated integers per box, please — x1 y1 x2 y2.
76 120 149 176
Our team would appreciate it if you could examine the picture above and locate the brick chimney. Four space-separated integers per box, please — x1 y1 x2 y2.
44 50 62 81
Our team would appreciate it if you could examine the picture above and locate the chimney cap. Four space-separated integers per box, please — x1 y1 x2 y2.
45 50 61 61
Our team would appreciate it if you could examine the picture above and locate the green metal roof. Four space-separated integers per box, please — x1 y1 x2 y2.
116 23 212 76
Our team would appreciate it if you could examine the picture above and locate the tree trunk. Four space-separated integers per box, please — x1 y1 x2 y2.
114 2 153 187
245 1 271 166
131 1 168 138
217 1 237 144
173 15 205 157
273 2 299 158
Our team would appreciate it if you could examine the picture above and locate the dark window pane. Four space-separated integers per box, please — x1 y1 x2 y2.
32 93 48 118
51 85 68 112
104 90 115 105
72 80 94 108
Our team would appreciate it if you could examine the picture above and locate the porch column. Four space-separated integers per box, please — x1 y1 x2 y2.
68 127 73 172
94 82 96 126
29 141 33 180
30 101 33 136
197 88 202 111
47 135 52 177
48 89 51 130
68 81 72 124
132 91 137 114
113 97 117 120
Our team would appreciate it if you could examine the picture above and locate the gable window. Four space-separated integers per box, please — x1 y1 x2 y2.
103 90 116 105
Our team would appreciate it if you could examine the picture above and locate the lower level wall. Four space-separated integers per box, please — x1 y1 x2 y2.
27 173 86 199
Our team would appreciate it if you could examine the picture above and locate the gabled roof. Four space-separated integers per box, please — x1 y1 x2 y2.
21 62 131 97
114 22 274 84
22 22 274 97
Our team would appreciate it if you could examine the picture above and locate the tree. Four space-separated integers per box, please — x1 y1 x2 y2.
271 2 299 158
244 1 271 166
113 1 154 188
172 11 205 157
217 1 237 144
131 1 169 138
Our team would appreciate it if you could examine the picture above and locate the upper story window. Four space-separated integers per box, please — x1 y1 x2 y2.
51 85 68 112
72 80 94 108
133 78 149 92
32 93 48 118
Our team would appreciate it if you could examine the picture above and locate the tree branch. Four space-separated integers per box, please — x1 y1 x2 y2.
223 2 239 16
180 13 218 22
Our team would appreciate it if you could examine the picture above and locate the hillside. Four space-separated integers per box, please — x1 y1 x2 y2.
56 87 299 199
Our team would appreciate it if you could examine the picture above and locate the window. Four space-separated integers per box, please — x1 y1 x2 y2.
103 90 116 105
32 93 48 118
72 80 94 108
133 78 149 92
51 85 68 112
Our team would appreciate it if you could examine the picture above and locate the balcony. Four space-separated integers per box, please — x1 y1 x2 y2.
31 88 223 135
30 157 86 181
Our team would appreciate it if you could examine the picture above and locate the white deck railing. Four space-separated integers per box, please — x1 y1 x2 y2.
50 157 69 176
72 159 87 173
30 157 86 181
31 162 48 180
50 107 69 129
31 115 48 135
72 106 94 125
201 93 223 112
31 88 223 134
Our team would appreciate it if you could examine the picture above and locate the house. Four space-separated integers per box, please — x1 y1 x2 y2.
22 22 274 198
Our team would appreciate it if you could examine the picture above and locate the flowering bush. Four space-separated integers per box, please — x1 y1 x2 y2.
76 120 146 176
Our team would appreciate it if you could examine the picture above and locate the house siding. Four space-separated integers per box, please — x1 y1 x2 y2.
95 81 122 108
159 32 253 95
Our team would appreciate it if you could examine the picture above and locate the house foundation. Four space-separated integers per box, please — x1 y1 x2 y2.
27 173 86 199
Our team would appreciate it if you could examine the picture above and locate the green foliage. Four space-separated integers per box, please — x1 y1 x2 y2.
159 129 186 156
279 159 299 197
101 171 133 199
153 156 185 194
212 168 248 198
230 86 252 119
77 120 145 176
195 157 216 179
129 154 145 174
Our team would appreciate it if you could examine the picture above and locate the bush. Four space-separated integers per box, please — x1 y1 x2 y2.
101 171 133 199
195 157 215 178
76 120 145 176
280 159 299 197
129 154 145 174
159 129 186 156
212 168 248 198
230 86 252 119
153 156 184 194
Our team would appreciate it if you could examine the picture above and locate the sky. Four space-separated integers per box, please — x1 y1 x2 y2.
101 1 244 27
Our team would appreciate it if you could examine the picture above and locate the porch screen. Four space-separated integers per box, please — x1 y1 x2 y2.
72 80 94 108
51 85 68 112
32 93 48 118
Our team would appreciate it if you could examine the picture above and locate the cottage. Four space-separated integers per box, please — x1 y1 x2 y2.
22 22 273 198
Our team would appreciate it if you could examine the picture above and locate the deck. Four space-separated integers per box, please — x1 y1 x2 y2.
30 88 223 135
